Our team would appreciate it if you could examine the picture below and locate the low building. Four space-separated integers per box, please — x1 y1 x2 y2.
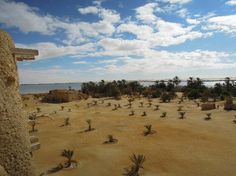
44 89 85 103
201 103 216 111
224 97 236 111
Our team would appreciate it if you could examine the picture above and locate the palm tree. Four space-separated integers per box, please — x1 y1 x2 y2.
129 110 135 116
86 119 94 131
123 154 145 176
143 125 155 136
173 76 181 87
128 102 132 109
104 135 118 144
93 100 97 106
142 111 147 116
64 117 70 126
154 105 159 111
179 112 186 119
160 112 167 118
107 102 111 107
205 113 212 120
177 106 183 111
29 113 37 120
36 107 41 113
61 106 64 111
87 103 91 108
113 104 118 111
61 149 74 168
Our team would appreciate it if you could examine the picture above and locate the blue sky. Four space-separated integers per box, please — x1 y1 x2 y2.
0 0 236 84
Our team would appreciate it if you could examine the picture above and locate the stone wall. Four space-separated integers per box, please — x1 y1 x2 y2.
201 103 216 111
44 89 85 103
0 30 36 175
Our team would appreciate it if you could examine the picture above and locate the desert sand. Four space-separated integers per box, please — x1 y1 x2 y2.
23 94 236 176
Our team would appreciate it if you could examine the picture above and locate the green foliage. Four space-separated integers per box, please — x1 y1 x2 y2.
81 80 143 98
123 154 145 176
61 149 74 168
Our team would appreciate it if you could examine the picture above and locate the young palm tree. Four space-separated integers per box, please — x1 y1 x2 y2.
123 154 145 176
61 106 64 111
128 103 132 109
113 104 118 111
129 110 135 116
147 102 152 108
160 112 167 118
93 100 97 106
29 113 37 120
64 117 70 126
177 106 183 111
154 105 159 111
142 111 147 116
87 103 91 108
205 113 212 120
86 119 94 131
179 112 186 119
143 125 155 136
104 135 118 144
61 149 74 168
36 107 41 113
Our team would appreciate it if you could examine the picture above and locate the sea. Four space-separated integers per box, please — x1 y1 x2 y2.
19 81 221 94
20 83 82 94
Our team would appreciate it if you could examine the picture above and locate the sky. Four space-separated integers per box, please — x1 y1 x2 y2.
0 0 236 84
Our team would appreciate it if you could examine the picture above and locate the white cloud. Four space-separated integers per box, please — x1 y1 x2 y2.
19 49 235 84
135 3 159 23
0 0 120 45
159 0 192 4
78 6 99 14
186 18 201 25
176 8 188 18
16 42 97 60
73 61 88 64
0 0 58 35
226 0 236 6
88 50 233 74
117 19 208 47
117 22 154 40
207 14 236 34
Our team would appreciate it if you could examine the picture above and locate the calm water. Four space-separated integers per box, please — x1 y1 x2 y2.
20 83 82 94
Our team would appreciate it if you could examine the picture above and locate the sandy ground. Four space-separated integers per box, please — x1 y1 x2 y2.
22 94 236 176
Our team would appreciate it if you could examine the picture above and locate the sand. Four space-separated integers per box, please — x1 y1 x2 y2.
23 94 236 176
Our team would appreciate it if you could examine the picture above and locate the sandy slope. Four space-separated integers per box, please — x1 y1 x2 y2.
23 95 236 176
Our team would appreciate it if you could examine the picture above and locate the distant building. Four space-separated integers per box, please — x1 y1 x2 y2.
44 89 85 103
224 98 236 111
201 103 216 111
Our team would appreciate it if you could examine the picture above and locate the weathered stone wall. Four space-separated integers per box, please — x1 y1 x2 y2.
201 103 216 111
0 30 35 175
44 89 85 103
